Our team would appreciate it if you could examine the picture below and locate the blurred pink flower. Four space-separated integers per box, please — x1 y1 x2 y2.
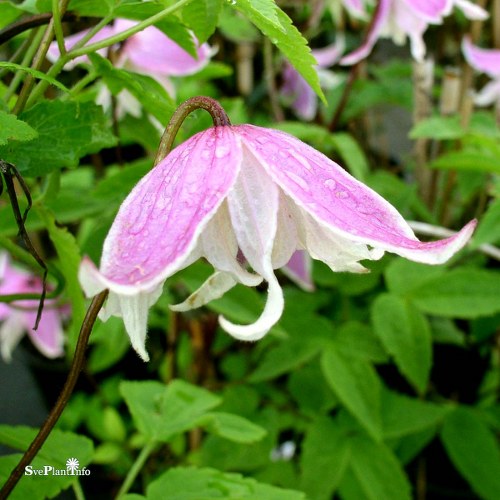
0 252 65 362
79 124 476 361
48 19 213 116
341 0 488 65
281 38 344 120
462 36 500 106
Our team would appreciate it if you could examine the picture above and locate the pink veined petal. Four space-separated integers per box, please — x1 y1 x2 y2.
238 125 476 264
24 309 64 359
122 24 211 76
0 313 25 362
220 141 284 341
394 3 429 61
462 37 500 78
312 37 345 68
272 194 299 269
47 26 116 69
404 0 447 22
340 0 391 65
453 0 489 20
473 80 500 106
80 126 241 298
281 250 315 292
280 63 318 121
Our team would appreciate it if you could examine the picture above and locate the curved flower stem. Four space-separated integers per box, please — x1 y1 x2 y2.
115 441 156 498
154 96 231 166
0 290 109 499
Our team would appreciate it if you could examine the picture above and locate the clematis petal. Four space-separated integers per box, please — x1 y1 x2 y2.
0 314 25 362
171 272 237 312
341 0 391 65
312 37 345 68
462 37 500 78
474 80 500 106
220 143 284 340
24 309 64 359
272 195 299 269
117 19 212 76
238 125 476 265
281 250 315 291
394 3 429 61
405 0 447 22
453 0 489 20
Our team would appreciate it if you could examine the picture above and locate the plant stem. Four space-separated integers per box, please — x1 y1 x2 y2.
263 37 284 122
72 478 86 500
0 290 108 499
154 96 231 166
52 0 66 56
115 441 156 498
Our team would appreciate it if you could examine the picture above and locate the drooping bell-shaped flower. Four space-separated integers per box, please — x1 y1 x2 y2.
78 105 476 361
341 0 488 65
462 36 500 107
0 252 66 362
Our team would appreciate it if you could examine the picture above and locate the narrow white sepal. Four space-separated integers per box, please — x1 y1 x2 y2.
170 272 238 312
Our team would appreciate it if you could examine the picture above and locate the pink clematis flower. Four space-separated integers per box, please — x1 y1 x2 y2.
462 36 500 107
48 19 213 115
0 252 65 362
281 37 345 121
341 0 488 65
78 122 476 361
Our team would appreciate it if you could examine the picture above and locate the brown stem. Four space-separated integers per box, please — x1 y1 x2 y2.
154 96 231 166
0 290 108 499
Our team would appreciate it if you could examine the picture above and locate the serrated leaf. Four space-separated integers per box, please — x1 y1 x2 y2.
381 389 450 439
182 0 222 42
441 407 500 500
300 416 350 500
0 100 116 176
36 206 86 350
0 110 38 145
197 412 267 443
342 435 412 500
146 466 306 500
409 269 500 318
120 380 221 443
233 0 324 102
0 62 70 94
321 347 382 441
371 294 432 394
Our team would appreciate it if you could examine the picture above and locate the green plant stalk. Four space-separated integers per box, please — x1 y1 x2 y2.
116 441 156 498
72 478 86 500
27 0 193 106
63 70 98 99
52 0 66 56
3 28 45 104
0 290 108 499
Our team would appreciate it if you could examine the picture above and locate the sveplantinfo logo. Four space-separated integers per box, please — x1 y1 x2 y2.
24 458 90 476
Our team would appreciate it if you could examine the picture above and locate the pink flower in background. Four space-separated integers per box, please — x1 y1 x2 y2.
341 0 488 65
79 124 476 361
462 36 500 106
0 253 65 362
281 38 344 121
48 19 213 116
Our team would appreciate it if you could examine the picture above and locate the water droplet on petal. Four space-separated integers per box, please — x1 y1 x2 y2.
215 145 230 158
336 190 349 199
324 179 336 190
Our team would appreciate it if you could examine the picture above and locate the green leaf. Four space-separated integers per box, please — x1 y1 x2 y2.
441 407 500 500
182 0 222 42
0 100 116 176
120 380 221 443
197 412 267 443
147 466 306 500
0 426 93 500
321 346 382 441
0 110 38 145
472 199 500 247
430 149 500 173
341 435 412 500
409 269 500 318
36 207 86 350
371 294 432 394
233 0 324 102
300 417 350 500
329 133 370 181
0 62 70 94
384 259 446 296
381 389 450 439
89 54 174 123
409 115 464 140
